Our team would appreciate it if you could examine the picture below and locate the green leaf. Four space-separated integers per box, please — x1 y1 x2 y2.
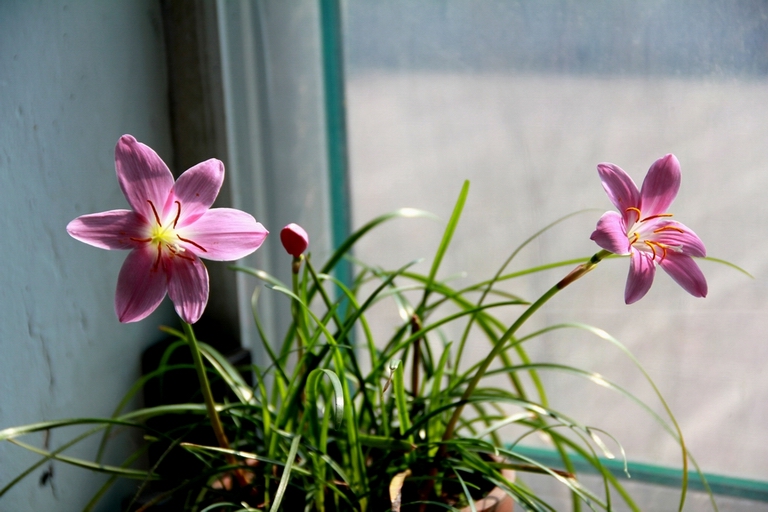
269 434 302 512
199 342 254 404
306 368 345 429
320 208 439 276
426 180 469 293
392 362 414 445
427 341 452 451
6 438 157 480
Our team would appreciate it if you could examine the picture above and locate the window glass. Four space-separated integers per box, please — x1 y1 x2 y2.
342 0 768 487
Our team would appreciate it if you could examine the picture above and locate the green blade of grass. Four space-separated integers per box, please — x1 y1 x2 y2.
416 180 470 319
269 433 302 512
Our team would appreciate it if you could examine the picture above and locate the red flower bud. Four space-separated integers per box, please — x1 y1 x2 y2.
280 223 309 258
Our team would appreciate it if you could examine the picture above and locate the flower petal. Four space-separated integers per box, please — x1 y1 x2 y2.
590 211 630 255
650 220 706 257
167 256 209 324
115 247 168 323
179 209 268 261
597 163 640 216
169 159 225 226
67 210 146 250
659 253 708 298
625 251 656 304
640 154 680 216
115 135 175 221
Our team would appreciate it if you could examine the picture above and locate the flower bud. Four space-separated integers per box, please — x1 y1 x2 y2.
280 223 309 258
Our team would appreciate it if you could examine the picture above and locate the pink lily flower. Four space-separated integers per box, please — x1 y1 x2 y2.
590 154 707 304
67 135 268 324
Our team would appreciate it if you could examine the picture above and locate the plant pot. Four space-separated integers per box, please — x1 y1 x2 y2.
460 461 515 512
461 478 515 512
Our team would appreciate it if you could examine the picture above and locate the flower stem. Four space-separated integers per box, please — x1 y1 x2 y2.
291 259 304 361
292 254 303 275
181 321 247 487
441 249 611 445
410 314 422 395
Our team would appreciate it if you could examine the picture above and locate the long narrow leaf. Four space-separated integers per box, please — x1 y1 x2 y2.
320 208 439 276
269 434 302 512
425 180 469 297
7 439 157 479
306 368 345 428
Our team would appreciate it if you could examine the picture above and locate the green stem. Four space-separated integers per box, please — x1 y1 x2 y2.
291 257 305 361
441 250 611 445
410 315 422 395
292 254 303 275
181 321 247 487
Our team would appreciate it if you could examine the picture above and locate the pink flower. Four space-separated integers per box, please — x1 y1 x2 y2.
67 135 268 324
590 154 707 304
280 223 309 258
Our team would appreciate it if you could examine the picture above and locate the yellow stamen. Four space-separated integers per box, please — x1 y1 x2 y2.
643 240 669 262
641 213 674 222
644 240 657 260
654 225 684 234
139 198 206 261
659 244 668 262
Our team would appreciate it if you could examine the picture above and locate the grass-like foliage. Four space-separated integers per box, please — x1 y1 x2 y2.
1 181 719 511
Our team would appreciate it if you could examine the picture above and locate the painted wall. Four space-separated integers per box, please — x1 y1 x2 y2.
0 1 175 509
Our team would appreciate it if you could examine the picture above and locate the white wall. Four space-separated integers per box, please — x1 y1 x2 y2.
0 1 175 509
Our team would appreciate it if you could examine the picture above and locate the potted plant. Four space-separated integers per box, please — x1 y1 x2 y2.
1 136 732 511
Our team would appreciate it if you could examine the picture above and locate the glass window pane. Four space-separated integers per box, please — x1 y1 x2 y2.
342 0 768 491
